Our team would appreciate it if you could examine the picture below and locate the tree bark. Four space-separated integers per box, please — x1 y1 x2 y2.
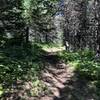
26 26 29 43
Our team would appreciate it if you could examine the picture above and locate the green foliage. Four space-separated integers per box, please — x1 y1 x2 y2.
31 80 47 96
58 49 100 96
31 43 47 60
58 51 81 62
0 84 3 96
0 44 46 96
78 49 95 60
0 0 26 43
58 49 95 62
76 61 100 80
24 0 59 43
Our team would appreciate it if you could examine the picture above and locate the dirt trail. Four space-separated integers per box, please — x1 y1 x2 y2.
1 52 98 100
39 54 98 100
41 61 74 100
42 47 65 53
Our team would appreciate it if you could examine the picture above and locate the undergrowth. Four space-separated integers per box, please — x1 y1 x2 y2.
57 49 100 96
0 43 47 97
1 42 100 98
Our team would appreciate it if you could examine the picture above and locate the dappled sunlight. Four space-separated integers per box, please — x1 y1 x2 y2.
0 45 47 99
0 44 100 100
1 0 100 99
40 54 76 100
39 50 100 100
42 46 66 53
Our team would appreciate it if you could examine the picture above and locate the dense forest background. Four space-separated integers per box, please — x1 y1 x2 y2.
1 0 100 52
0 0 100 100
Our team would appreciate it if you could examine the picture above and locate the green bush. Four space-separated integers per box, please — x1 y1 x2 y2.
58 51 81 62
58 49 100 81
0 44 45 96
78 49 95 60
76 61 100 80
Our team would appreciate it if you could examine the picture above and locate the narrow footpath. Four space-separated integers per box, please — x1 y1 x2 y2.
39 53 98 100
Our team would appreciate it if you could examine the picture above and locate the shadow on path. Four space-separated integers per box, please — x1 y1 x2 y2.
40 53 99 100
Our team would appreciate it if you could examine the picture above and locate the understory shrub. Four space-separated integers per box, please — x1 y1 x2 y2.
0 44 45 96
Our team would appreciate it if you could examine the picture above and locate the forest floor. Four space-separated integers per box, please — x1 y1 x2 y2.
0 47 99 100
39 53 98 100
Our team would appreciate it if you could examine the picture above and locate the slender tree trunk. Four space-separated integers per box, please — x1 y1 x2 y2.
45 33 48 43
26 26 29 43
78 0 87 50
63 0 70 50
94 0 100 54
63 27 69 50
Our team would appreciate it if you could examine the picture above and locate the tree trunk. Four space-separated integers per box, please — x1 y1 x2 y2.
26 26 29 43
